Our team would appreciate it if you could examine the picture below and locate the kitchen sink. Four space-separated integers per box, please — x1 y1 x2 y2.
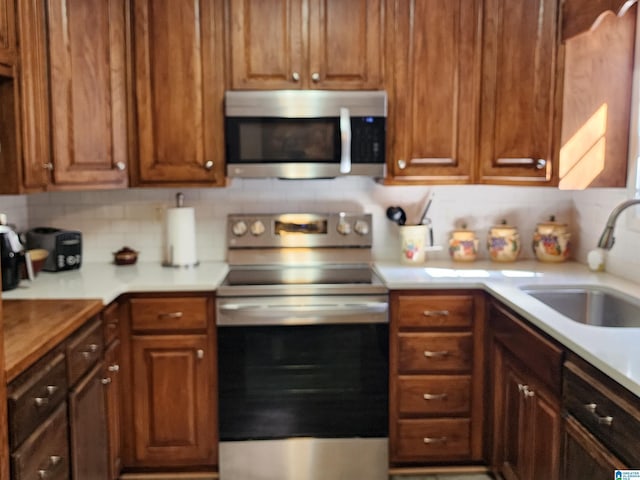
521 285 640 328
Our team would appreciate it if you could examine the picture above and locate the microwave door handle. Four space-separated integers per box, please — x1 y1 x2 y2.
340 107 351 174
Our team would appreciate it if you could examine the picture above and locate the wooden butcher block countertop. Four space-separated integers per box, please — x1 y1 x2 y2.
3 299 103 383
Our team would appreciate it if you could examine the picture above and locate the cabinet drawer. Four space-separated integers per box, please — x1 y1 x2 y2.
8 352 68 450
67 318 104 386
398 332 473 373
11 402 70 480
394 418 471 461
398 375 471 416
564 361 640 466
397 295 474 329
102 301 120 345
130 297 209 332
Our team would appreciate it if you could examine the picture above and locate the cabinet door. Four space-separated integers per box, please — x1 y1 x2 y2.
228 0 304 89
131 334 216 466
0 0 16 66
69 363 109 480
500 356 528 480
307 0 383 89
15 0 51 192
494 348 561 480
478 0 558 184
47 0 128 188
133 0 225 185
388 0 480 183
563 415 627 480
104 340 121 480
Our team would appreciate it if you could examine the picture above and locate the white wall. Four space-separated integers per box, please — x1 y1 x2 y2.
19 179 574 264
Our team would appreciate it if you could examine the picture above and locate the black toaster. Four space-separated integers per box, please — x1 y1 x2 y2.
26 227 82 272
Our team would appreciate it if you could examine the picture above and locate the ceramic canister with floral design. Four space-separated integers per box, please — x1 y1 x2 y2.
449 228 479 262
487 222 521 262
532 216 571 262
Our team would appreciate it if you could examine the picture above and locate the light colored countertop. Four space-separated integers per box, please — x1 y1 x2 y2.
3 259 640 399
2 261 229 304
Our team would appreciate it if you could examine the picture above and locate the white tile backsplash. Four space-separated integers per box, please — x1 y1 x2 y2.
15 180 574 265
572 188 640 283
0 195 29 231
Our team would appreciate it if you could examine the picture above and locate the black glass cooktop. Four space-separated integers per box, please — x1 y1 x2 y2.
223 266 378 287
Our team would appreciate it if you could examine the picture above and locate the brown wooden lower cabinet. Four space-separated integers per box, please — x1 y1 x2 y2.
563 415 626 480
10 401 70 480
122 293 218 473
488 299 563 480
389 290 485 466
69 361 109 480
131 334 215 466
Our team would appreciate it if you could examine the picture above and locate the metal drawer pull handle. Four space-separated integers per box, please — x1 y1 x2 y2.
158 312 183 319
518 383 535 398
37 455 62 478
34 384 59 406
108 364 120 372
423 310 450 317
423 436 447 444
423 393 448 401
81 344 99 359
585 403 613 426
423 350 450 358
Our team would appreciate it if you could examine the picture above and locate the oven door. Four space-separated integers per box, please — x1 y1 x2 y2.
217 295 389 480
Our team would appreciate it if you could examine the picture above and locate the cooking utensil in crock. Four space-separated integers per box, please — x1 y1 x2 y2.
386 206 407 226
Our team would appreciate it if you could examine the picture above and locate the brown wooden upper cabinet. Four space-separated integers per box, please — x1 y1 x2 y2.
387 0 560 186
476 0 559 185
0 0 16 66
386 0 481 183
14 0 129 192
227 0 385 90
131 0 226 186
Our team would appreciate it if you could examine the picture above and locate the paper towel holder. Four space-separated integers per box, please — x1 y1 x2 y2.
162 192 200 268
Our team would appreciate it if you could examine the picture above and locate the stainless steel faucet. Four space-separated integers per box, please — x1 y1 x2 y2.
597 198 640 249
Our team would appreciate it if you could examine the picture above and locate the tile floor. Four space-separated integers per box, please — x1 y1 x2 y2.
390 474 493 480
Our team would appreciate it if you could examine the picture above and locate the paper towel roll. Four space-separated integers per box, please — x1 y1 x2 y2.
164 207 198 267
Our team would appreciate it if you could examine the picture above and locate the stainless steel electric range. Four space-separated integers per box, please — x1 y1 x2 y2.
217 212 389 480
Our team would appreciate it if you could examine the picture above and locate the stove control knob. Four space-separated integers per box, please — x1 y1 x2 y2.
354 220 370 236
250 220 266 236
232 220 248 237
337 219 352 235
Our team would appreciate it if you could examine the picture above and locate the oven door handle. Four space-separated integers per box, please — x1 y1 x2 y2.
217 301 388 326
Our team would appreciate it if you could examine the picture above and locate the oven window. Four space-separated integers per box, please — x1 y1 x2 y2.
228 118 339 163
218 323 388 440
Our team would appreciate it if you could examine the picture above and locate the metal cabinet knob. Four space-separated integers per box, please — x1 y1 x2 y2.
535 158 547 170
292 72 300 82
108 363 119 372
196 349 204 359
311 72 320 82
115 161 126 171
204 160 214 171
101 377 112 385
43 162 54 171
397 159 407 170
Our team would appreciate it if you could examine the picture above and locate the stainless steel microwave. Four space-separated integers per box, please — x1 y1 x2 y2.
224 90 387 179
